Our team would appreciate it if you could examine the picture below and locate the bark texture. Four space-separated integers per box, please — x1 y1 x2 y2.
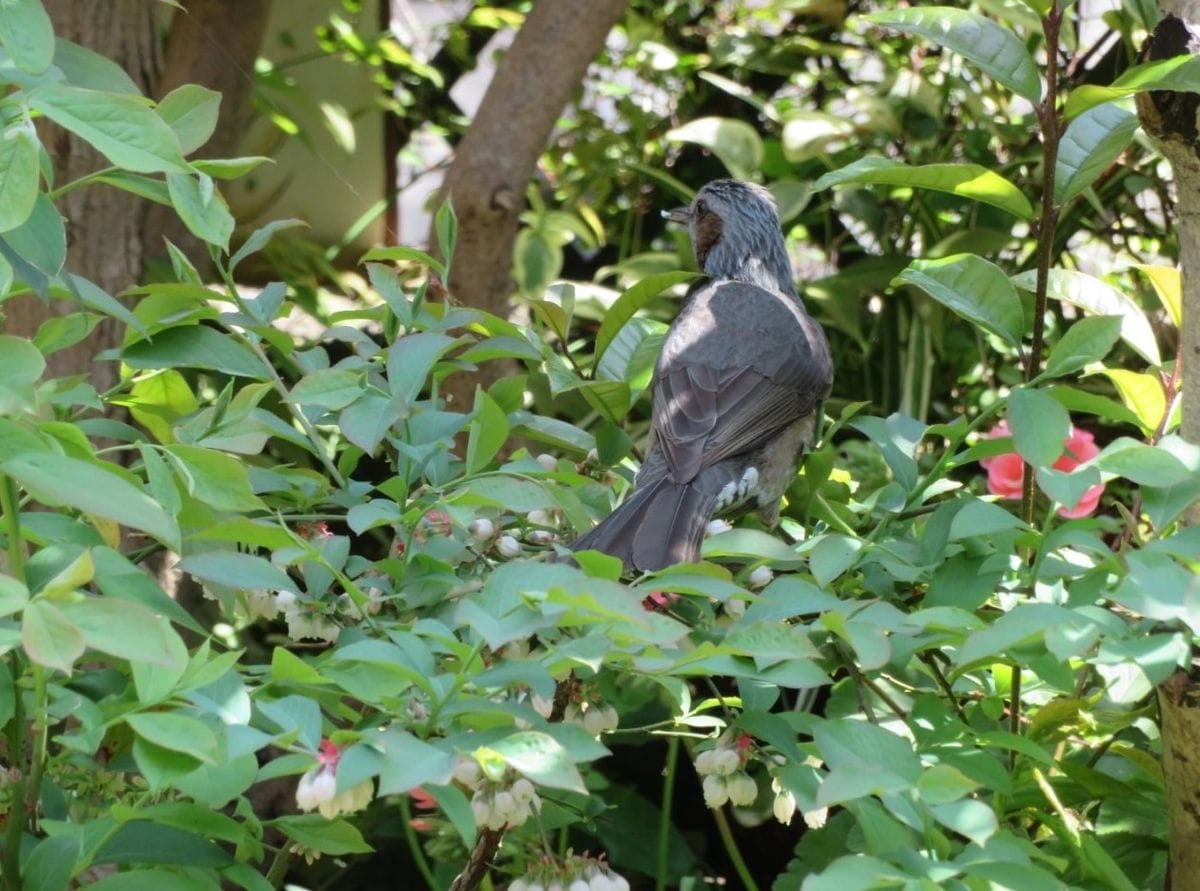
1137 11 1200 519
435 0 630 411
1137 9 1200 889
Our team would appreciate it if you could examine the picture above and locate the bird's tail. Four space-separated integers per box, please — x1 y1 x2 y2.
570 478 716 573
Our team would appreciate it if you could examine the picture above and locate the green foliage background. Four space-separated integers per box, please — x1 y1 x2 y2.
0 1 1197 889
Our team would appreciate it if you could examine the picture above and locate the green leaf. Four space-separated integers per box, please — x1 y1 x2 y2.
1101 369 1165 434
156 84 221 155
21 600 84 673
864 7 1041 101
0 0 55 73
61 598 187 667
288 369 363 411
0 127 40 233
123 326 271 380
125 712 217 763
64 273 148 337
271 815 373 855
594 271 696 365
38 548 93 599
814 156 1034 219
488 731 586 793
386 332 459 402
2 191 65 277
1066 54 1200 118
229 219 307 273
1012 268 1161 366
0 574 29 617
377 729 457 795
434 198 457 275
1008 386 1069 466
429 784 476 848
0 334 45 413
930 798 998 846
359 245 445 275
2 453 180 549
163 444 263 511
1054 103 1140 205
28 84 188 173
166 173 234 250
1042 315 1122 379
898 254 1024 348
81 870 218 891
178 551 294 593
51 37 139 93
666 116 764 179
1094 437 1192 486
1135 264 1182 328
466 387 508 475
21 834 79 891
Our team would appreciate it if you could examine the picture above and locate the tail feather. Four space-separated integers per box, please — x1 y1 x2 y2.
571 478 716 573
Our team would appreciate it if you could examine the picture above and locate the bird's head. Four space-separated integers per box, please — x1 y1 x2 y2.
663 179 795 295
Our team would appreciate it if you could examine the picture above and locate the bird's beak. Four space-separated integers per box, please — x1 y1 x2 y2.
662 206 691 224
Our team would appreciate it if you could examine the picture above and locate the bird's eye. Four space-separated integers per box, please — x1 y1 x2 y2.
695 199 709 216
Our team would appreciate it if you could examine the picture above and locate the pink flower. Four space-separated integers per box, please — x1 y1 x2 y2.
980 421 1104 518
642 590 680 612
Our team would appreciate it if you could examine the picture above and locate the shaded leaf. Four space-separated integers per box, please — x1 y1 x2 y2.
666 116 764 178
1008 386 1069 466
1042 316 1122 379
899 254 1024 348
1055 103 1139 205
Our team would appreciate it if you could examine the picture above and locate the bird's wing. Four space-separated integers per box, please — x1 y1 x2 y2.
651 280 832 483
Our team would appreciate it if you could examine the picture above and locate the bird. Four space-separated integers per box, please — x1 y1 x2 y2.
569 179 834 573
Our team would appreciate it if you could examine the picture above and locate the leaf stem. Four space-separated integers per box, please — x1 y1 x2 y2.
0 475 26 891
400 796 439 891
710 801 760 891
656 736 679 891
1022 3 1064 524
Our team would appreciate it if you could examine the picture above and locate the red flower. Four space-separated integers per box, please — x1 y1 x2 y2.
642 590 680 612
317 738 341 771
409 786 438 810
980 421 1104 518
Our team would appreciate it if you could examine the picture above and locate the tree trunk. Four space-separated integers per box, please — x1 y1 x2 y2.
434 0 630 412
1136 7 1200 888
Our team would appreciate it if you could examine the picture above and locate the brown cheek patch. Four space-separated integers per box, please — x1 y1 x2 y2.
694 213 723 268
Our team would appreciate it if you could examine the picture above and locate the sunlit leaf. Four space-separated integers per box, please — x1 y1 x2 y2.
816 156 1034 219
864 7 1042 101
666 117 764 179
593 270 696 366
1012 269 1160 366
1065 54 1200 118
1041 315 1122 379
1134 264 1182 328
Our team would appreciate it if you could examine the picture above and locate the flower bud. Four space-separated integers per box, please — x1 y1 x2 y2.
275 590 298 611
773 788 796 825
470 792 491 827
510 880 529 891
511 778 536 804
608 874 630 891
526 509 552 526
570 880 591 891
715 748 741 776
536 453 558 472
295 766 336 812
706 518 732 536
726 772 757 806
530 692 554 719
695 749 717 775
747 565 773 589
493 790 517 821
469 518 495 540
582 707 608 736
527 529 557 545
724 597 746 618
702 774 728 808
496 535 521 558
452 758 481 787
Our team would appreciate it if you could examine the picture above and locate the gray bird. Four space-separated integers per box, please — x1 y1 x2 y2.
571 179 834 572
